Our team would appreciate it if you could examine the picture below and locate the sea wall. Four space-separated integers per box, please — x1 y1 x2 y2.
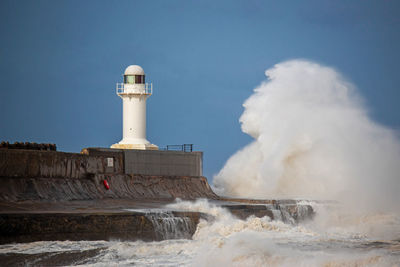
0 149 317 246
0 175 216 201
0 149 123 179
0 149 217 201
82 147 203 177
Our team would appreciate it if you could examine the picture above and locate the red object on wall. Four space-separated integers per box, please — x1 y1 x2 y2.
103 179 110 190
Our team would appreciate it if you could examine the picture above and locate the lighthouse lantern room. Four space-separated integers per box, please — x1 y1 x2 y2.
111 65 158 150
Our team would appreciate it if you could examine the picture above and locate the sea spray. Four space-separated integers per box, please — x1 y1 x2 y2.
168 199 400 266
213 59 400 213
124 209 197 240
1 199 399 266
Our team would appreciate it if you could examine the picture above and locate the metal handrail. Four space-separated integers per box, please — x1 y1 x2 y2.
116 83 153 95
161 144 193 152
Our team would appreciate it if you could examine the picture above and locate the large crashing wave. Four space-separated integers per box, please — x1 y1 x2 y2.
213 60 400 212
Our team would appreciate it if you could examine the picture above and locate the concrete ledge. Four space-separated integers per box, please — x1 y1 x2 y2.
110 143 158 150
0 211 203 244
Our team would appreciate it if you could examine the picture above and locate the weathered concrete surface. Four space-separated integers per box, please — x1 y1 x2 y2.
0 149 219 244
124 149 203 177
82 147 203 177
0 149 315 245
0 175 217 201
0 211 203 244
0 199 176 213
0 198 315 245
0 149 217 201
0 149 124 179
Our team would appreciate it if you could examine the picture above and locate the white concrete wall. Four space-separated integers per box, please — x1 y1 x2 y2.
122 96 149 144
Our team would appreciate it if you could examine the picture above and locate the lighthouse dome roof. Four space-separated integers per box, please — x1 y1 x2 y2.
124 65 145 75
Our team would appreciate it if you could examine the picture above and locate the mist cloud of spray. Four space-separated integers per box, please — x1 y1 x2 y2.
213 60 400 212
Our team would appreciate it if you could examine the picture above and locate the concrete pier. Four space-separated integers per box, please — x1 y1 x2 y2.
0 148 314 244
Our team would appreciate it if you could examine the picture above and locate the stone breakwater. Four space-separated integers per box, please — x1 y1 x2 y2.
0 200 314 244
0 149 315 244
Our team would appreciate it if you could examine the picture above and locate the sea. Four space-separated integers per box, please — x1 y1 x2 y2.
1 199 399 266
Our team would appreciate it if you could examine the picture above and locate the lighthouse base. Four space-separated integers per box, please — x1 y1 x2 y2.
110 143 158 150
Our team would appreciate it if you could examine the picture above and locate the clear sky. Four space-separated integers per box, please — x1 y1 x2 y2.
1 0 399 179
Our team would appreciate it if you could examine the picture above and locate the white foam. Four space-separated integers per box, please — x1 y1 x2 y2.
213 59 400 214
2 199 399 266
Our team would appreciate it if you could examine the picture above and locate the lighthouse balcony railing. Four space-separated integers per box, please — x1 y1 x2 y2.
116 83 153 95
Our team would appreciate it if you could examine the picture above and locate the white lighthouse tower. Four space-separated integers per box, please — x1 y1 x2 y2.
111 65 158 150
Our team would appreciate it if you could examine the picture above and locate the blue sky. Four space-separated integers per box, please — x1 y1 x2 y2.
1 0 399 179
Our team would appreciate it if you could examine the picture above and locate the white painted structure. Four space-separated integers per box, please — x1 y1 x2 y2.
111 65 158 150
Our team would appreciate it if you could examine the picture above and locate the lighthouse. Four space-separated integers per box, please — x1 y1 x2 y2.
111 65 158 150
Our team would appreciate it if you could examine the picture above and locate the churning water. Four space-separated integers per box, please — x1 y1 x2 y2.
126 209 195 240
1 199 399 266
